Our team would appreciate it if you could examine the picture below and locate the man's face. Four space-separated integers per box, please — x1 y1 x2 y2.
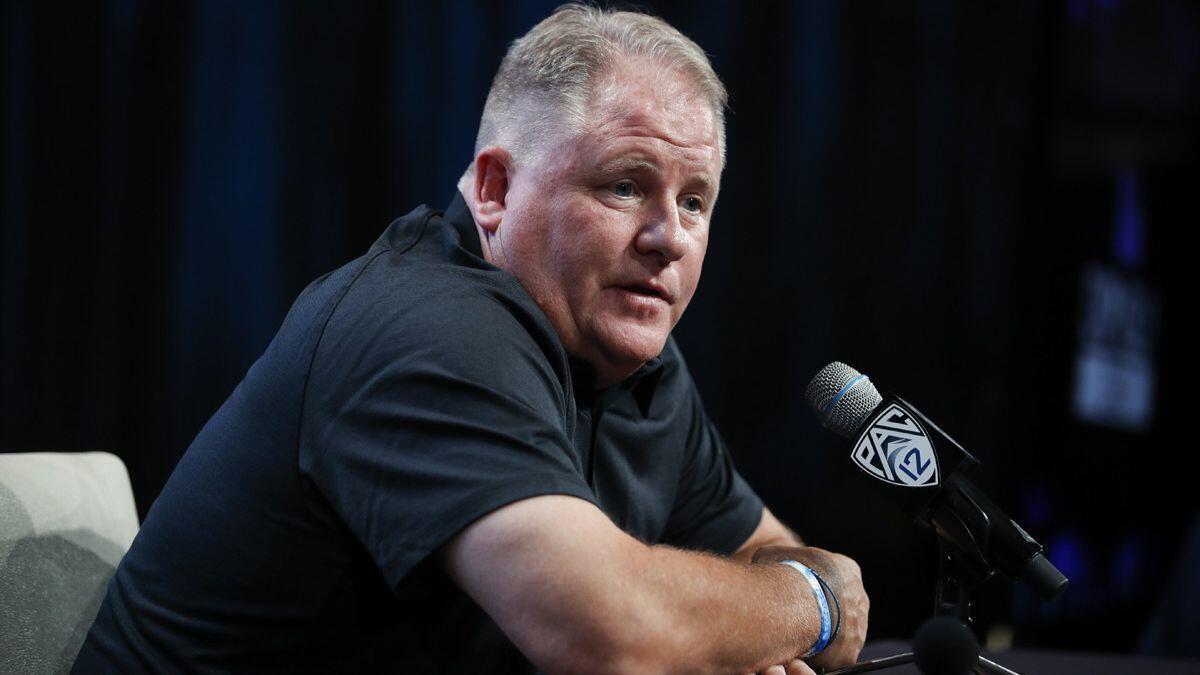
496 56 722 387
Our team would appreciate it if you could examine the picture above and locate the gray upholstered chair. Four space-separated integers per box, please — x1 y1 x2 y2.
0 451 139 674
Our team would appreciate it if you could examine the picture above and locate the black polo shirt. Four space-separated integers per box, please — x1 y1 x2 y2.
74 193 764 673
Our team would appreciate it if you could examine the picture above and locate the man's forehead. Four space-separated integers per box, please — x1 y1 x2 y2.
580 107 721 182
583 59 720 155
579 114 721 186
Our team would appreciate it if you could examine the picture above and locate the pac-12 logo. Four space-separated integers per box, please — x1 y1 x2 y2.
851 404 939 487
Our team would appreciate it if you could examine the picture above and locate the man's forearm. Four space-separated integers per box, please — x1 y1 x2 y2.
444 496 852 675
610 543 820 675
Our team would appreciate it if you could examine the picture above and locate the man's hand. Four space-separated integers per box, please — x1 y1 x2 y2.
740 659 818 675
751 545 869 671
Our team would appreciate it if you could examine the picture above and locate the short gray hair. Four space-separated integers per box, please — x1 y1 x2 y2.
464 3 728 182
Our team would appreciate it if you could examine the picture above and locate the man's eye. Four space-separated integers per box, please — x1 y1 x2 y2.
681 196 704 213
611 181 636 198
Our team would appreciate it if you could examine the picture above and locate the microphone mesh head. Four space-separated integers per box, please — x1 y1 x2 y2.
804 361 883 439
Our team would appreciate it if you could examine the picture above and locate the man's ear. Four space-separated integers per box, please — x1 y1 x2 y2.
471 146 513 234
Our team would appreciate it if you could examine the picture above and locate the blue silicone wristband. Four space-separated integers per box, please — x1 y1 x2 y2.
810 567 841 646
780 560 832 657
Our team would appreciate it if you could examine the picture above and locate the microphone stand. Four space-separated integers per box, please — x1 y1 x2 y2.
818 541 1025 675
931 542 1023 675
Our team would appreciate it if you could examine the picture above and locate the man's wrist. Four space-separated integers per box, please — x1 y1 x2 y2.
809 565 841 647
778 560 833 657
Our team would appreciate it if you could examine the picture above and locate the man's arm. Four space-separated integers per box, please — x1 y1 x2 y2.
442 495 863 675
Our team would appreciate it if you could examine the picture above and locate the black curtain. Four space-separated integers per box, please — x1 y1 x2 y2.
3 0 1193 650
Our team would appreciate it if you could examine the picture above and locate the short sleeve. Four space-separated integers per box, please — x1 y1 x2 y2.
298 260 596 592
658 346 763 555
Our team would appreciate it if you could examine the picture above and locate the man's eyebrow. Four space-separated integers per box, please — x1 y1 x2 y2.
595 156 660 176
685 172 717 198
594 156 717 196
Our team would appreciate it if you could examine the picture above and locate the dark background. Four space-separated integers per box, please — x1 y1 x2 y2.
2 0 1195 657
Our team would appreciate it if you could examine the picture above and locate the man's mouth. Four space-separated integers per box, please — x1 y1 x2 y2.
620 284 665 299
615 282 673 304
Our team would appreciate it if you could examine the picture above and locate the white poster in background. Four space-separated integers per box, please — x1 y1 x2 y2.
1072 262 1160 432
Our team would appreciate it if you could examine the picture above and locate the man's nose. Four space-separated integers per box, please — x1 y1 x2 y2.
635 203 687 263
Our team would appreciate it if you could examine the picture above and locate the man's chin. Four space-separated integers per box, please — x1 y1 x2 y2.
588 328 669 384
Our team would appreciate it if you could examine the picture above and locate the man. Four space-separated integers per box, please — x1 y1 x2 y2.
75 6 868 674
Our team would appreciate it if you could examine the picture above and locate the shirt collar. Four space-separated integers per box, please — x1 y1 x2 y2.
629 356 665 416
570 355 665 418
444 190 483 258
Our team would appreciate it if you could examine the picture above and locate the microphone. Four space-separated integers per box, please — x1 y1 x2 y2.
804 362 1068 601
819 617 980 675
912 617 978 675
